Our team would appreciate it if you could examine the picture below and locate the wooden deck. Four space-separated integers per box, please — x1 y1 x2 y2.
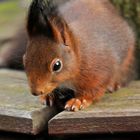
0 69 59 135
0 69 140 138
49 81 140 135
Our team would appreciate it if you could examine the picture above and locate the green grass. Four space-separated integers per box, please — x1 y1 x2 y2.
0 0 24 26
0 0 27 37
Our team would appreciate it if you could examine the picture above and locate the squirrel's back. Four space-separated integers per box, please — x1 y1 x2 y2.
59 0 135 64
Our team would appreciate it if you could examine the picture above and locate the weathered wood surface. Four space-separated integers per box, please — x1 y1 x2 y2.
49 81 140 135
1 69 140 136
0 69 58 135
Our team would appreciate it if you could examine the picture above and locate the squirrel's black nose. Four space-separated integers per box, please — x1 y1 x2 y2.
31 90 44 96
32 92 39 96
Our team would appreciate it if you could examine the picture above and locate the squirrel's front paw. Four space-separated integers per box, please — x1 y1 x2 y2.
39 94 54 107
107 83 121 93
65 98 92 111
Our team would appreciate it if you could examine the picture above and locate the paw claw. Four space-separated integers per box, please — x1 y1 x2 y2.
49 98 53 107
65 98 91 111
80 105 83 110
72 105 76 111
107 83 121 93
39 94 54 107
46 96 53 107
64 104 70 110
73 106 78 112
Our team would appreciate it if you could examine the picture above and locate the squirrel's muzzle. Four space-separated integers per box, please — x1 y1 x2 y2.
30 82 58 97
31 89 44 96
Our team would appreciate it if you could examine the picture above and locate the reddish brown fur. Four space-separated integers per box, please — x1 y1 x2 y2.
25 0 135 111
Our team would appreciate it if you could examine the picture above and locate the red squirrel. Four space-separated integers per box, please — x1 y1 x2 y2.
23 0 135 111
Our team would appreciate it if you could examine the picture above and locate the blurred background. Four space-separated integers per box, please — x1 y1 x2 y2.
0 0 140 76
111 0 140 78
0 0 31 69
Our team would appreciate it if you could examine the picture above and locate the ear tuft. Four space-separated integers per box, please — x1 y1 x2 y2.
27 0 71 45
27 0 55 38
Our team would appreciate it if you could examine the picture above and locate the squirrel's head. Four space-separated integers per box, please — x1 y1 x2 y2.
24 0 79 96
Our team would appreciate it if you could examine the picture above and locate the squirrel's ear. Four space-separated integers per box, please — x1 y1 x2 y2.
27 0 54 38
52 18 71 46
27 0 71 45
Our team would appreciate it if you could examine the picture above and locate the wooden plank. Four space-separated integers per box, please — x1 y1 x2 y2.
0 69 59 135
49 81 140 135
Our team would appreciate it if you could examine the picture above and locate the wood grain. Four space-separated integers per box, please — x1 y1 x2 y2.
0 69 58 135
49 81 140 135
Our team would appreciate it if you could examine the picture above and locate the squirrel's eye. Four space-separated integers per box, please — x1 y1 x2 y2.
52 59 63 72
